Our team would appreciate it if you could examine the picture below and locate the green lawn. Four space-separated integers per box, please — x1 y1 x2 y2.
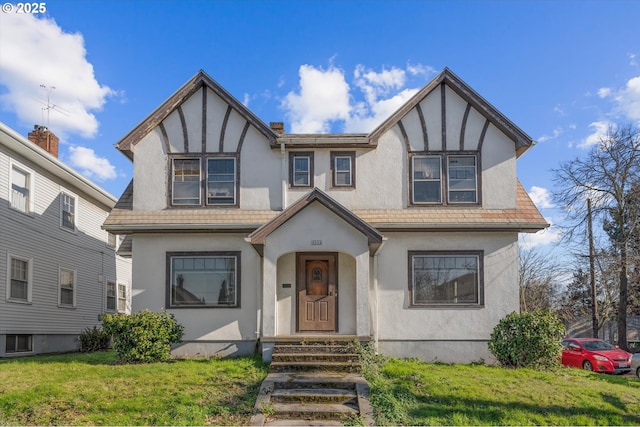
365 357 640 426
0 351 268 426
2 351 639 426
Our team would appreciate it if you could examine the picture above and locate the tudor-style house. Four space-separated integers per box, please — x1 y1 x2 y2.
103 68 547 363
0 123 132 357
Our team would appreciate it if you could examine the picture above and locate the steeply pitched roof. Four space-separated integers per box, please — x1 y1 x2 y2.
115 70 278 160
247 188 385 256
368 68 535 157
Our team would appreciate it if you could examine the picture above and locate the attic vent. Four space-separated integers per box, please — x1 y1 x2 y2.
270 122 285 135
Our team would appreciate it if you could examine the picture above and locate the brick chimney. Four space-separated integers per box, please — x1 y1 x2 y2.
270 122 285 136
28 125 59 158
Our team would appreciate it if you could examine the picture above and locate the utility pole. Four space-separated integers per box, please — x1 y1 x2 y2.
587 198 598 338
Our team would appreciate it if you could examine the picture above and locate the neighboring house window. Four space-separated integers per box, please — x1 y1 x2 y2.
59 267 75 307
60 192 76 231
448 155 477 203
5 334 32 353
331 152 355 188
118 283 127 312
167 252 240 308
10 164 32 214
412 156 442 203
172 158 201 205
106 281 116 311
410 153 479 205
7 255 31 302
207 158 236 205
289 152 314 187
409 251 483 306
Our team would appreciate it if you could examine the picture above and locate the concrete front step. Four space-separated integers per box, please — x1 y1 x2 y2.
271 352 360 363
270 387 357 404
270 402 359 420
270 360 361 373
273 344 356 354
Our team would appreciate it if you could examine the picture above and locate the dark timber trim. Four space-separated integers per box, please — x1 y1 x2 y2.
177 106 189 152
201 87 207 153
416 103 429 151
219 105 232 153
460 103 471 151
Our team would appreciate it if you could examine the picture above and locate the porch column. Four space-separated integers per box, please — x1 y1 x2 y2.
261 253 277 338
355 252 371 337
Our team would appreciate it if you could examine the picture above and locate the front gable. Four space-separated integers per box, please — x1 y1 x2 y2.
116 70 278 160
368 68 534 157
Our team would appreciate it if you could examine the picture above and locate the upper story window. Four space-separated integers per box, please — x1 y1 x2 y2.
409 251 483 306
10 164 33 214
410 153 479 205
7 254 32 303
172 158 201 206
60 192 76 231
59 267 75 307
331 152 355 188
106 281 117 311
118 283 128 312
170 155 238 207
448 156 477 203
289 152 314 188
207 158 236 205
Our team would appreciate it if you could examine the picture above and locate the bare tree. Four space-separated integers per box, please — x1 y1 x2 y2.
519 246 563 312
552 123 640 349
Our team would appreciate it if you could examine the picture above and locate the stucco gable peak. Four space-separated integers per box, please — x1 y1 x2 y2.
248 188 384 256
115 70 278 160
368 68 534 157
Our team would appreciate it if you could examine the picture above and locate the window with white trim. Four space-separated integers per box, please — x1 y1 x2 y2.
409 251 483 306
172 158 201 205
117 283 127 312
10 164 32 213
331 152 355 188
59 267 75 307
289 152 313 187
448 155 477 203
106 281 116 311
60 192 76 231
5 334 32 353
207 158 236 205
7 255 31 302
412 156 442 203
167 252 240 308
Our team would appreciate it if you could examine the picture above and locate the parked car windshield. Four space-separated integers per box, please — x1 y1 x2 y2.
582 340 616 351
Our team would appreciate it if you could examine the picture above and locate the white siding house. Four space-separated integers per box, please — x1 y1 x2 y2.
104 69 547 363
0 123 132 357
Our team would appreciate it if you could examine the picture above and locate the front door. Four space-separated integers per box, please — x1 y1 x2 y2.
297 253 337 332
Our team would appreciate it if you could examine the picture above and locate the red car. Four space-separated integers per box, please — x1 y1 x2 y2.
561 338 632 374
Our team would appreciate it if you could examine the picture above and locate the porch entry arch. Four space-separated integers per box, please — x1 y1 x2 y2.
296 252 338 332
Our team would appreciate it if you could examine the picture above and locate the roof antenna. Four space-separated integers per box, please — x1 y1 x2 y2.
39 84 70 128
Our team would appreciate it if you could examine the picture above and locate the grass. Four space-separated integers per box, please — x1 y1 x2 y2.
0 351 268 426
2 349 639 426
362 354 640 426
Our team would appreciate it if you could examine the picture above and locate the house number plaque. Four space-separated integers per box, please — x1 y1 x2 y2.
311 240 323 246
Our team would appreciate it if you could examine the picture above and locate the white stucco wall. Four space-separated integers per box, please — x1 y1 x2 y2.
131 233 260 344
374 231 519 362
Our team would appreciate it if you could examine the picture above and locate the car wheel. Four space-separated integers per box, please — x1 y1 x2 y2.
583 360 593 371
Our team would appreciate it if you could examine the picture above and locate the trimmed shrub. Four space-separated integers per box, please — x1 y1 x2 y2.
79 326 110 352
488 310 565 369
102 309 184 363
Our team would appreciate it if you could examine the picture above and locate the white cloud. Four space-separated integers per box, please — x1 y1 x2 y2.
519 219 562 249
579 120 613 149
529 186 554 209
0 13 114 138
282 64 351 133
597 87 611 98
282 62 431 134
68 146 116 181
537 127 563 142
630 53 638 67
613 76 640 121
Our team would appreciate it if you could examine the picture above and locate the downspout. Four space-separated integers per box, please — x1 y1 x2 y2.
280 143 287 210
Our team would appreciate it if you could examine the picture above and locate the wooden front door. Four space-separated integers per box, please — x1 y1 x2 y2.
297 253 337 332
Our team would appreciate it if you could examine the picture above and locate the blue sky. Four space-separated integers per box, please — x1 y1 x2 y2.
1 0 639 251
